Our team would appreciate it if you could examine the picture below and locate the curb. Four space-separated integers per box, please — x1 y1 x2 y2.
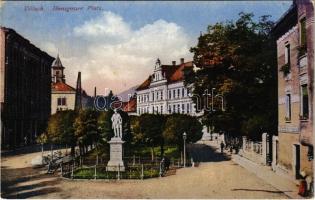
232 154 302 199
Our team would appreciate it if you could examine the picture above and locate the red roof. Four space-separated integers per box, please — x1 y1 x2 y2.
52 82 76 92
123 97 137 112
136 61 193 91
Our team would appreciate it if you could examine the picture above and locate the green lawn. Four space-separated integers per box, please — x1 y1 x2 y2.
73 166 160 179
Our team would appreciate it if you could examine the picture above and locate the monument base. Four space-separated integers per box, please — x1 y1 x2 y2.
107 137 125 172
201 133 212 141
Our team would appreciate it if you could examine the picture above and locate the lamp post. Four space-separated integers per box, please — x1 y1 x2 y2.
183 132 187 168
211 88 215 112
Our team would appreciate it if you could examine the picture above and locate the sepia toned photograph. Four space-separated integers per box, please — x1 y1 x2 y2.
0 1 314 199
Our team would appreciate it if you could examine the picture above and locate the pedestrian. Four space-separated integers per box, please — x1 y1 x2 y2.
220 141 225 153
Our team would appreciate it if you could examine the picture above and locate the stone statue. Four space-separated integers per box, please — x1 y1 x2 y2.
111 109 122 138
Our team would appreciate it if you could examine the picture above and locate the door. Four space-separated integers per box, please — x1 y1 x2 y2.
294 144 301 179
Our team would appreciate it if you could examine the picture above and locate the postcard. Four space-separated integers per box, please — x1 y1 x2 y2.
0 1 313 199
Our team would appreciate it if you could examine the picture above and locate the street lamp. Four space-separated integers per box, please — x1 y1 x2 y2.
211 88 215 112
183 132 187 168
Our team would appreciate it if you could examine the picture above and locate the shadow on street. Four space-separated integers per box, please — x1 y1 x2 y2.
187 143 230 162
1 166 61 199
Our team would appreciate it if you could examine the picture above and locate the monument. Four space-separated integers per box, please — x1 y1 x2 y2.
107 109 125 171
201 125 212 141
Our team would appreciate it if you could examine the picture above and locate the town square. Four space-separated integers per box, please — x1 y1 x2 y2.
0 1 314 199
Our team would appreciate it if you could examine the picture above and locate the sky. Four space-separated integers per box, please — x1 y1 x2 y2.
0 1 292 95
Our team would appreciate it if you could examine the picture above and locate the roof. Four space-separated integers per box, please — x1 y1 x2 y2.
136 61 193 91
0 26 54 62
271 2 297 39
122 97 137 112
52 54 64 68
52 82 76 92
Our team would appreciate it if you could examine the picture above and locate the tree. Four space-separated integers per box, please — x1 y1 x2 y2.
186 12 277 139
163 114 202 149
73 109 99 155
46 110 77 155
138 114 165 160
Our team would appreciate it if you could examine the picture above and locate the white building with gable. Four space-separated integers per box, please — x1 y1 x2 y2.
136 58 197 115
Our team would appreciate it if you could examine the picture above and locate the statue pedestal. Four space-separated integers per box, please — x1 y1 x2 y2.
201 126 212 141
107 137 125 171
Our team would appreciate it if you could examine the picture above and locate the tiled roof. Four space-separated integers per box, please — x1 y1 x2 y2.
52 82 76 92
168 61 193 83
136 76 152 91
122 97 137 112
136 61 193 91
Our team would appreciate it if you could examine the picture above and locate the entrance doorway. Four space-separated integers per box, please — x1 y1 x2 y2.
293 144 301 179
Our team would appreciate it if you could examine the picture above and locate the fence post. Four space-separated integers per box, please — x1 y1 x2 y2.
71 164 74 179
141 164 144 180
117 164 120 180
96 154 99 166
133 155 135 166
159 161 162 177
94 165 97 180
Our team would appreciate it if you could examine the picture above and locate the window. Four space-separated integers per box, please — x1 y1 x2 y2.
169 91 171 99
57 97 66 106
161 91 163 100
182 104 185 113
300 18 306 47
161 105 163 114
178 89 180 98
173 90 175 99
301 84 309 119
152 92 154 102
168 105 171 113
177 104 180 113
62 98 66 106
173 105 176 113
187 103 190 113
57 98 62 106
182 88 185 97
285 94 291 121
285 44 290 65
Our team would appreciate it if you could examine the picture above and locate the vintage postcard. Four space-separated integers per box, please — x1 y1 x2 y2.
0 1 314 199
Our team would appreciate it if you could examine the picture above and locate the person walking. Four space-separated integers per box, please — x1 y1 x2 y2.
220 141 225 153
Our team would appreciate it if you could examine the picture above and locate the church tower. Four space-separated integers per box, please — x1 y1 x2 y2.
51 54 65 83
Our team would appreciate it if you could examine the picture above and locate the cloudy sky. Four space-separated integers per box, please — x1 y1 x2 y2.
1 1 291 95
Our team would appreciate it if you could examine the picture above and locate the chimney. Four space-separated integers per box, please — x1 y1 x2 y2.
94 87 97 98
180 58 184 64
172 61 176 66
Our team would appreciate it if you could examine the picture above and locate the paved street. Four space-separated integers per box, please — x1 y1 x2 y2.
1 144 288 199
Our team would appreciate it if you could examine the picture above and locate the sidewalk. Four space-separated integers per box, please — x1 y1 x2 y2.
203 140 302 199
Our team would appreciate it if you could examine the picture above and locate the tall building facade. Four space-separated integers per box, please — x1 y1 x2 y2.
272 0 313 180
0 27 54 149
136 58 196 116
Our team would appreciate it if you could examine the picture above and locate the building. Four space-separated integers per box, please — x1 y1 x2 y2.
51 56 93 114
122 95 137 115
0 27 54 149
272 0 313 180
136 58 196 115
51 55 76 114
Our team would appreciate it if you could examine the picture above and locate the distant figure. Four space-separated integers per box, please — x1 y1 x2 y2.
220 141 225 153
24 136 28 145
164 156 170 170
